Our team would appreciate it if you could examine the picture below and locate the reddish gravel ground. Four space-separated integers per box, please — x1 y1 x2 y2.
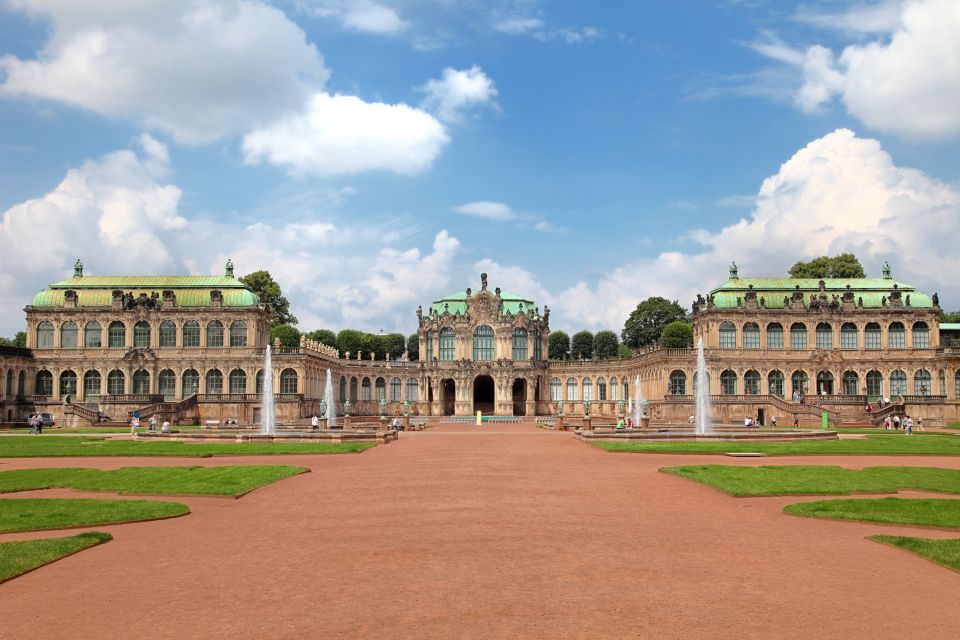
1 422 959 639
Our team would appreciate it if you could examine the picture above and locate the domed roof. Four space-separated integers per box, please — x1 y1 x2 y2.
429 289 536 316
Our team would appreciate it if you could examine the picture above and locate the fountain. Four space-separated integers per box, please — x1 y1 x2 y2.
260 345 275 435
633 374 644 427
694 337 711 435
324 368 336 425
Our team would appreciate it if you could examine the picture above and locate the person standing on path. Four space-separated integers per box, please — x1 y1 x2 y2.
130 416 140 436
149 415 157 432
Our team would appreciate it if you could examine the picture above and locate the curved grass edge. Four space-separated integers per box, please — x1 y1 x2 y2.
869 535 960 573
0 531 112 584
783 497 960 531
0 440 376 458
0 498 190 534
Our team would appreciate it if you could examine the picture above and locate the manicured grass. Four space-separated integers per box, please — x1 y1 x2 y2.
870 535 960 572
784 497 960 529
0 436 375 458
946 422 960 430
0 465 309 497
0 531 112 583
0 498 189 533
595 434 960 456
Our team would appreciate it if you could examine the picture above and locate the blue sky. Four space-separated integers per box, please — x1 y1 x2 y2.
1 0 958 337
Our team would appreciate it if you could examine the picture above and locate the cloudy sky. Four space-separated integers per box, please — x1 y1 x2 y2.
1 0 958 337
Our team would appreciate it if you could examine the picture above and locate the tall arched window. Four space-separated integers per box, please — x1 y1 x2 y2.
566 377 578 401
888 322 905 349
132 369 150 395
406 378 418 402
550 377 561 401
512 328 528 360
842 371 859 396
59 370 77 398
256 370 264 395
390 377 401 401
229 369 247 394
158 369 176 399
791 370 808 397
742 323 760 349
5 370 12 396
339 376 347 402
768 370 784 397
912 322 929 348
230 321 247 347
955 370 960 399
61 322 78 349
361 377 371 401
425 331 434 361
815 322 833 349
669 370 687 395
744 370 760 395
610 377 618 401
720 370 737 395
36 321 54 349
84 371 101 399
107 370 125 395
914 369 931 395
375 377 386 401
598 377 607 400
439 328 455 360
84 321 102 348
816 371 834 395
790 323 807 350
840 323 858 350
205 369 223 394
206 321 224 348
766 323 783 349
350 377 358 402
719 321 736 349
623 378 629 400
108 321 126 348
889 370 907 396
866 371 883 399
35 370 53 396
159 321 176 348
865 323 881 350
533 331 542 360
182 321 200 348
134 321 150 347
182 369 200 397
473 325 494 361
582 377 593 401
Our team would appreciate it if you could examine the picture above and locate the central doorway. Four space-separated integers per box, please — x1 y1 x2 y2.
473 375 495 415
512 378 526 416
442 379 456 416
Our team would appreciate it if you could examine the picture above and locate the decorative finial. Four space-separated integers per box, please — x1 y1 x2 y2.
882 260 891 279
73 259 83 278
225 258 234 277
729 261 738 279
480 272 488 291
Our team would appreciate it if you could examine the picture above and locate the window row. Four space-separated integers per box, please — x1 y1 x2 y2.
337 376 420 403
549 377 630 402
667 368 944 397
35 320 249 349
718 321 930 350
33 368 298 398
424 327 542 361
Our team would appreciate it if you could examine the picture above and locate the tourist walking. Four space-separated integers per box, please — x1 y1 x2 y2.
28 414 40 434
893 415 901 430
883 416 892 430
311 414 319 430
916 416 925 431
793 414 799 427
904 416 913 435
130 416 140 436
771 416 778 427
149 415 157 432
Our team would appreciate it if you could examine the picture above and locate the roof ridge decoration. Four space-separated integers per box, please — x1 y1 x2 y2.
225 258 234 278
74 258 83 278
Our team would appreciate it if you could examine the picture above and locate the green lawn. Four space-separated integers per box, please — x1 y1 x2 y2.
784 497 960 529
0 436 374 458
661 465 960 497
0 531 112 583
595 434 960 456
946 422 960 430
0 498 189 533
870 535 960 572
0 465 309 497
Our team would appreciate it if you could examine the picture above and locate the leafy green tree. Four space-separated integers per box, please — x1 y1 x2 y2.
940 311 960 323
617 343 633 359
661 320 694 348
0 332 26 348
571 330 594 359
305 329 337 350
271 324 301 348
336 329 364 357
360 333 386 360
239 270 297 327
383 333 406 360
621 297 688 348
548 331 570 360
594 330 619 359
788 253 865 279
406 333 420 361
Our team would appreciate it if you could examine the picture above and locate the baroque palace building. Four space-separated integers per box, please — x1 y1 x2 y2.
1 260 958 427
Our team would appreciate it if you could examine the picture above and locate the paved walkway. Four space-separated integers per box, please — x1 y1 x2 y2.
1 423 959 639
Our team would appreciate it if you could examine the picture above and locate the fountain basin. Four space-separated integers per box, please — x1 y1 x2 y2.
136 428 398 445
577 428 838 443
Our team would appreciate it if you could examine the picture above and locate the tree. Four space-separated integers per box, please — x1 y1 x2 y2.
360 333 386 360
940 310 960 323
239 270 297 327
617 343 633 359
788 253 865 279
571 331 594 359
336 329 364 357
594 330 619 359
383 333 406 360
305 329 337 350
0 332 26 348
271 324 301 348
406 333 420 361
621 297 688 348
548 331 570 360
661 320 694 348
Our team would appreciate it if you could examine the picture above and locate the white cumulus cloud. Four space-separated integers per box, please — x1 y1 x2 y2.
452 201 516 220
307 0 409 33
420 66 499 123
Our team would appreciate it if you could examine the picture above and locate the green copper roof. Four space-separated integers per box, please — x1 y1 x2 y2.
430 290 536 316
30 275 259 308
46 276 249 289
941 323 960 331
709 278 932 309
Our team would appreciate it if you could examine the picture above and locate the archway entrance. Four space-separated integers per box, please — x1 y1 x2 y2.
473 375 495 415
512 378 526 416
442 379 456 416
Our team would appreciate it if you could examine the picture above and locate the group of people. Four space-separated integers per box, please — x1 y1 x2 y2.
130 415 170 435
614 416 635 429
27 413 44 434
883 414 923 434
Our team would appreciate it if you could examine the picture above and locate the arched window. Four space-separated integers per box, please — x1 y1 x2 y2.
742 322 760 349
566 377 578 401
158 369 176 399
439 328 455 360
205 369 223 394
132 369 150 395
35 370 53 396
583 377 593 401
512 328 528 360
533 330 542 361
134 321 150 348
912 322 929 348
361 377 371 401
18 371 24 396
390 377 401 401
550 377 561 402
939 370 945 396
955 370 960 400
816 371 834 395
375 377 386 401
598 377 607 400
815 322 833 349
339 376 347 402
888 322 905 349
206 321 224 348
766 323 783 350
5 370 12 396
59 370 77 398
108 321 126 348
425 330 434 361
84 370 101 399
84 321 102 348
623 378 629 400
107 370 125 395
719 321 736 349
744 370 760 395
61 322 78 349
230 321 247 347
791 370 808 397
669 370 687 396
842 371 859 396
914 369 931 395
256 370 264 395
866 371 883 399
889 370 907 396
346 377 356 402
159 321 176 348
36 321 54 349
182 369 200 397
840 323 858 350
790 323 807 350
406 378 418 402
610 377 618 401
182 321 200 348
720 370 737 395
864 323 881 350
768 370 784 397
473 325 494 361
229 369 247 394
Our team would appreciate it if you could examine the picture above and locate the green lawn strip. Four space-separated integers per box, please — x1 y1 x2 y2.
0 498 188 533
0 466 309 498
0 531 112 583
869 535 960 572
784 497 960 529
946 422 960 430
0 438 374 458
661 465 960 497
595 434 960 456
